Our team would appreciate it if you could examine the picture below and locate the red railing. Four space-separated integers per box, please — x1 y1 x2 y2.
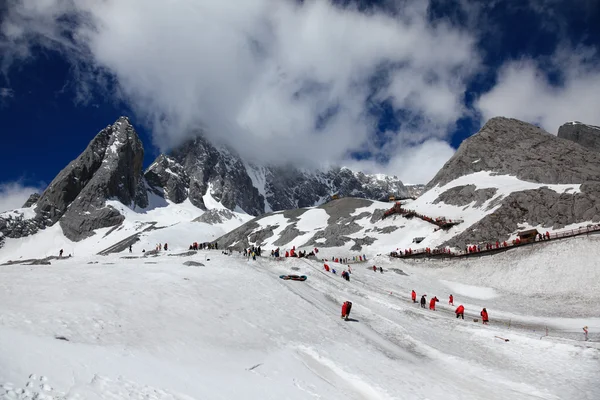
382 202 463 229
391 224 600 259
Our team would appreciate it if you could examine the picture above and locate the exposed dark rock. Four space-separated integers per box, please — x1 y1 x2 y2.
443 184 600 248
433 185 498 208
193 209 236 225
558 122 600 153
375 226 399 234
183 261 204 267
273 225 303 247
145 133 407 215
426 117 600 190
22 193 40 208
350 236 376 251
57 117 147 241
168 251 197 257
145 155 190 204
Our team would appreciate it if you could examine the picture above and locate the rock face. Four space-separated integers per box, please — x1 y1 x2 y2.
433 185 498 208
146 136 408 215
426 117 600 190
217 197 377 251
193 209 237 225
557 122 600 153
443 183 600 248
427 117 600 248
22 193 40 208
6 117 148 242
405 184 425 198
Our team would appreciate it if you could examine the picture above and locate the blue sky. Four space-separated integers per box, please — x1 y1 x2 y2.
0 0 599 211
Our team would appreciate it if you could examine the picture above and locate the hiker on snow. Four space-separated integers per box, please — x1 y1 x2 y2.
420 295 427 308
341 301 353 320
480 308 489 324
456 305 465 319
429 296 439 310
373 265 377 272
379 266 383 273
449 294 454 306
59 249 63 258
411 290 417 303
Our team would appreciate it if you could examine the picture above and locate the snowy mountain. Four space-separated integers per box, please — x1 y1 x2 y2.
145 136 408 215
558 121 600 153
1 116 600 399
216 117 600 252
0 116 405 252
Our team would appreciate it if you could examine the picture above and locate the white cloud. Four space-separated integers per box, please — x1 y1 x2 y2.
0 182 41 213
344 136 456 185
476 46 600 134
0 0 480 183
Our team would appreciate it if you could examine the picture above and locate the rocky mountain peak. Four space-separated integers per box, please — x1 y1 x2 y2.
146 133 408 215
29 117 147 241
426 116 600 190
557 121 600 153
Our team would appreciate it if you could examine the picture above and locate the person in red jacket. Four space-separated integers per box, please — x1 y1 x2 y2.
372 265 377 272
455 305 465 319
480 308 489 324
411 290 417 303
449 294 454 305
341 301 352 320
429 296 438 310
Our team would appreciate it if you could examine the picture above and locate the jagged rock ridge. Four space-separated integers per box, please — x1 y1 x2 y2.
145 137 408 215
0 117 147 243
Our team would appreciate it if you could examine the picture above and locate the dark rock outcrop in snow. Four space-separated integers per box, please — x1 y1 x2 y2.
145 135 407 215
216 198 386 251
557 122 600 153
433 185 498 208
426 117 600 190
443 183 600 248
193 209 237 225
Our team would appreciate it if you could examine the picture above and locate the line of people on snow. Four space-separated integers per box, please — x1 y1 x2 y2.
411 290 489 324
189 242 218 251
323 254 367 263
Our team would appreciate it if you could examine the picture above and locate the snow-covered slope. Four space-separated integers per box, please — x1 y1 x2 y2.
214 168 599 256
0 192 252 264
0 237 598 399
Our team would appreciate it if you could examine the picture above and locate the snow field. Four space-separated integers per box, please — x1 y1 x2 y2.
0 248 598 399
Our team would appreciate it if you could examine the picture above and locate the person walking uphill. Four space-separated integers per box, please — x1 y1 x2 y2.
420 295 427 308
341 301 353 320
429 296 439 311
455 305 465 319
480 308 489 325
449 294 454 306
411 290 417 303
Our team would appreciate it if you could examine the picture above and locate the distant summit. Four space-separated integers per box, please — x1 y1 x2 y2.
426 116 600 191
558 121 600 153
